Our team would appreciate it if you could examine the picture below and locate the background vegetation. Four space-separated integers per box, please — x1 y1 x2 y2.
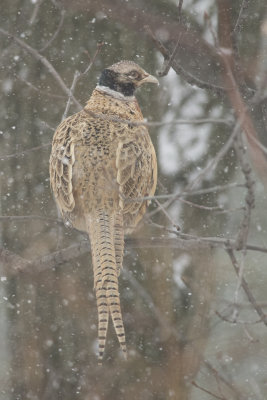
1 0 267 399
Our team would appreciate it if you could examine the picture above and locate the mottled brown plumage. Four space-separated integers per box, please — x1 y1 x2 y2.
49 61 158 363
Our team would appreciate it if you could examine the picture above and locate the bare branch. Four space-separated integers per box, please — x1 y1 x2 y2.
29 0 44 25
0 142 51 161
130 193 228 212
181 182 245 196
122 267 177 339
1 235 267 278
146 183 245 219
39 9 66 52
191 381 226 400
147 121 241 220
244 127 267 156
233 0 251 35
0 215 63 224
215 310 263 325
80 41 104 77
0 117 231 162
146 118 232 127
226 248 267 326
133 183 245 203
218 45 267 186
203 359 246 400
144 25 225 95
61 42 103 120
148 222 267 254
0 27 82 109
177 0 184 20
84 107 232 128
154 199 181 231
234 132 255 250
157 33 182 77
15 74 66 99
185 120 241 191
173 198 222 211
61 70 80 121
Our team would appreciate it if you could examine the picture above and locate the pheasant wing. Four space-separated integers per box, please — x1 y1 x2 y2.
116 126 157 229
49 118 77 214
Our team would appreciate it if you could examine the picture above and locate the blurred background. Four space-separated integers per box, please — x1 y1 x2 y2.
1 0 267 399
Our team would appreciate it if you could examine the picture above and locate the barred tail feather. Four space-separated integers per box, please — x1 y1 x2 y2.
88 216 109 364
114 212 124 276
87 209 126 362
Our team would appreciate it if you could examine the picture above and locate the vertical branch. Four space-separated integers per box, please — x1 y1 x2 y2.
61 42 103 121
234 133 255 250
233 0 251 35
231 131 255 316
216 2 267 186
226 248 267 326
177 0 183 19
61 70 80 121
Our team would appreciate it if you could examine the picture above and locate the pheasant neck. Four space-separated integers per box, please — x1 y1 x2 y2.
84 88 144 121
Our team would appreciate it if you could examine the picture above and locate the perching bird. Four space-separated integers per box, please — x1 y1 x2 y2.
49 60 158 363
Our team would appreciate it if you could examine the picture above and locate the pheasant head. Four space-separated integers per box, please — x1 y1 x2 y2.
98 60 159 97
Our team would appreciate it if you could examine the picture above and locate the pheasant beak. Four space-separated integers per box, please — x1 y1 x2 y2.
140 74 159 86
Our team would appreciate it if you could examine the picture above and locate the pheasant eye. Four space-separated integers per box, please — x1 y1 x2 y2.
128 71 140 79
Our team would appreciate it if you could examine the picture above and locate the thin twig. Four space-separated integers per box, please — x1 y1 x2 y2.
231 131 255 316
0 118 231 162
146 183 245 219
191 381 226 400
134 183 244 203
175 197 222 211
154 199 180 230
0 28 82 109
148 222 267 254
84 108 232 128
156 196 223 211
157 33 182 77
61 42 104 121
177 0 184 20
29 0 44 25
148 120 241 221
148 118 233 127
234 132 255 250
39 9 66 52
80 42 104 77
218 43 267 187
0 143 51 161
214 206 244 215
144 25 225 95
122 267 176 339
226 247 267 326
243 326 259 343
61 70 80 121
204 12 219 48
185 120 241 191
1 234 267 278
180 182 245 196
0 215 63 224
203 360 245 400
215 310 263 325
244 128 267 156
15 74 66 99
233 0 250 35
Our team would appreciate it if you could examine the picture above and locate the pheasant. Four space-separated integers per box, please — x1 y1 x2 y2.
49 60 158 363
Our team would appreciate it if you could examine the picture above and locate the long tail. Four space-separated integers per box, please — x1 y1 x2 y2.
114 212 124 276
87 209 126 364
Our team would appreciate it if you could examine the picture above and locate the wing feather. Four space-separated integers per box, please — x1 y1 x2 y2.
49 120 76 213
116 127 157 229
